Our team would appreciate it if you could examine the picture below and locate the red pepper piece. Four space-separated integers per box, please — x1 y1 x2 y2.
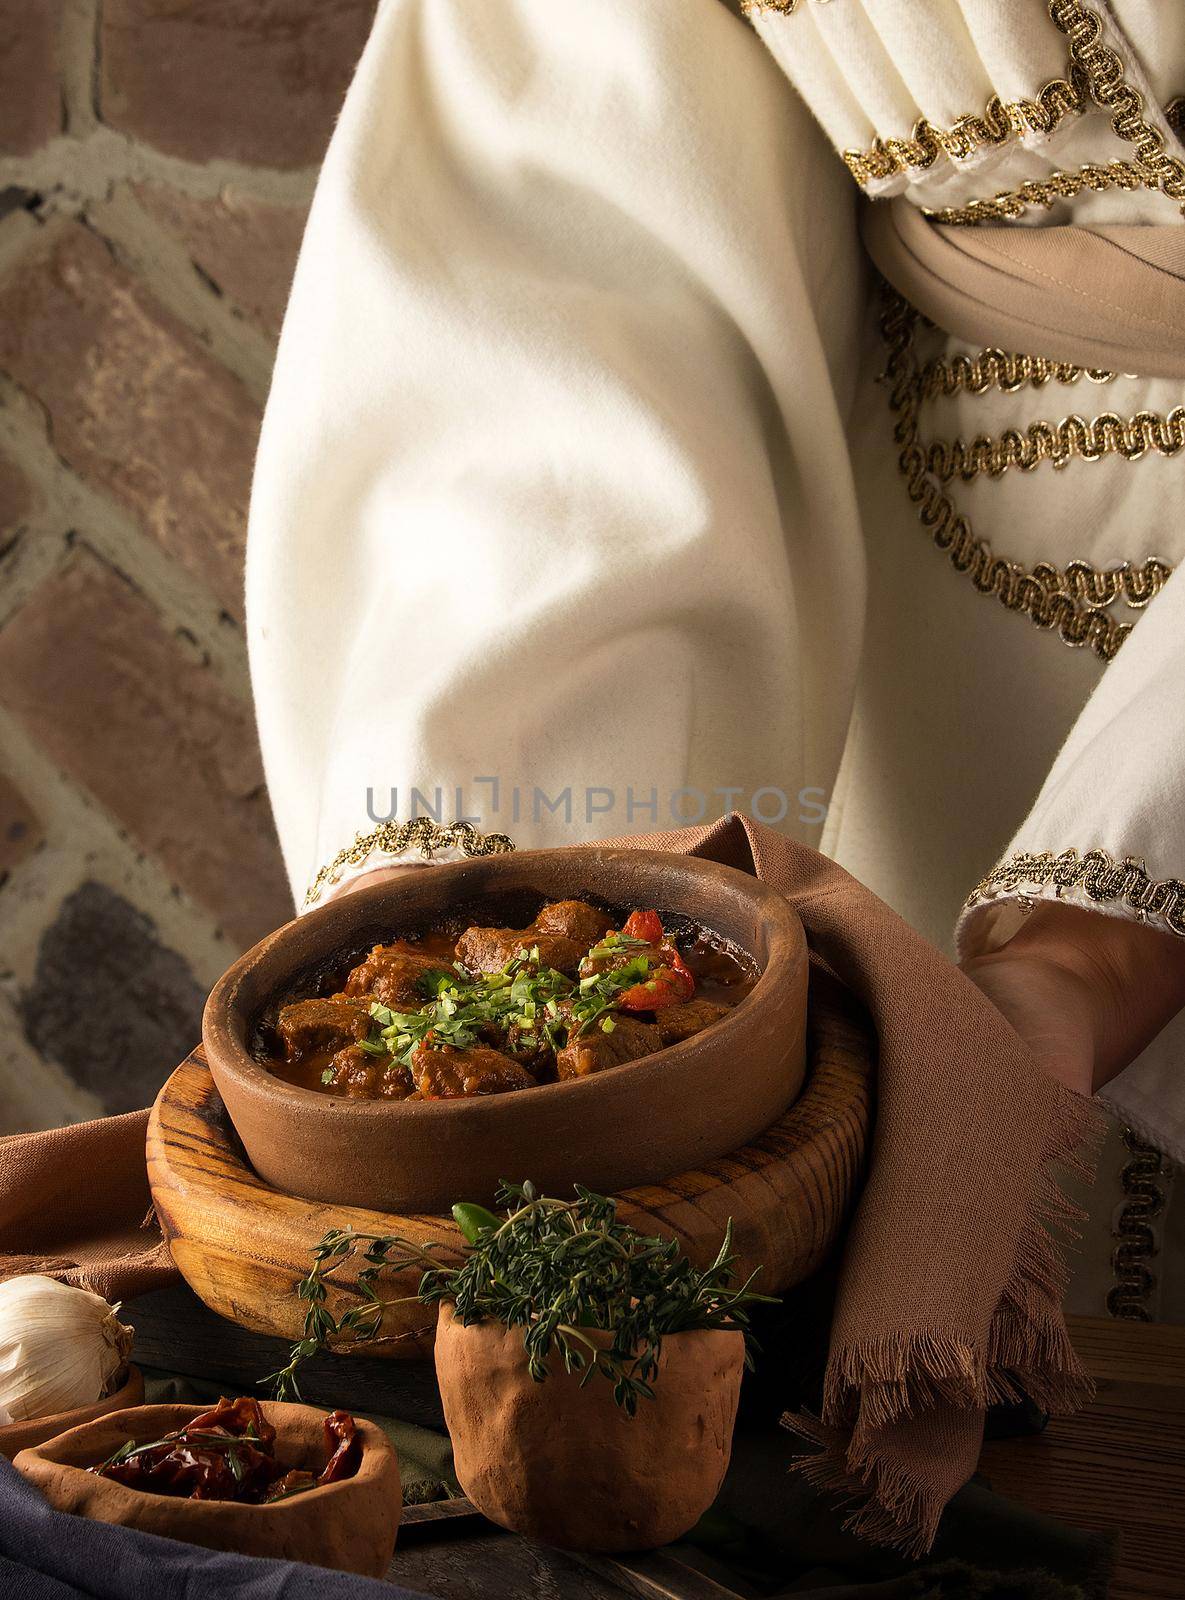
186 1395 276 1450
91 1397 362 1504
622 909 664 945
616 912 695 1011
617 956 695 1013
318 1409 362 1484
666 947 695 999
617 975 685 1012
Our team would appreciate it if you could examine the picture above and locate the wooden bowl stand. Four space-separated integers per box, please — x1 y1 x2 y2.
148 977 874 1360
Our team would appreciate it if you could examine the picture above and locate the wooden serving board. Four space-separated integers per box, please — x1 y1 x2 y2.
147 979 873 1359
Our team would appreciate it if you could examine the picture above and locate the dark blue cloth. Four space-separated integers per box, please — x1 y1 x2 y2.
0 1457 434 1600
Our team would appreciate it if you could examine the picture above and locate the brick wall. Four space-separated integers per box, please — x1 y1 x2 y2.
0 1 375 1131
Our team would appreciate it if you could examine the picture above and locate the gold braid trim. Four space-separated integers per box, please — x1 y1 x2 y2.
304 819 515 909
923 159 1156 225
923 407 1185 483
842 76 1088 187
879 287 1174 661
967 848 1185 936
918 349 1116 399
1108 1130 1167 1322
743 0 1185 221
1048 0 1185 214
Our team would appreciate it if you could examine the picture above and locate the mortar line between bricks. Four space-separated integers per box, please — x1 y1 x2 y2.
0 209 46 276
0 204 276 433
0 129 320 209
83 197 277 401
0 711 235 994
0 210 267 640
0 0 347 1115
59 0 101 139
0 376 253 699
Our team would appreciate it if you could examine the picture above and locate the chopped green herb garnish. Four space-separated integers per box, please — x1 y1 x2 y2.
343 936 661 1068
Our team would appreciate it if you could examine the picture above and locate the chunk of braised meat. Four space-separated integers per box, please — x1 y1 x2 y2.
579 941 676 979
275 996 372 1064
322 1043 415 1100
343 942 452 1008
503 1019 555 1080
579 944 637 979
655 999 731 1046
454 925 584 977
532 900 615 947
556 1015 662 1080
410 1042 536 1099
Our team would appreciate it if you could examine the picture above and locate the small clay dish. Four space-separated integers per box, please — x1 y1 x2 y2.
436 1303 744 1550
203 849 808 1212
14 1402 401 1576
0 1364 144 1460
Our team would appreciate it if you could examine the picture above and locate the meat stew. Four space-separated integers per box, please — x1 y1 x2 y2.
264 898 755 1102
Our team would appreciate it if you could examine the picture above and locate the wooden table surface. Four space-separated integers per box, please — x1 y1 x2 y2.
976 1314 1185 1600
125 1286 1182 1599
386 1314 1184 1600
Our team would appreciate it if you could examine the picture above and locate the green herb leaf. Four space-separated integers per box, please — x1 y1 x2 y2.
452 1202 502 1244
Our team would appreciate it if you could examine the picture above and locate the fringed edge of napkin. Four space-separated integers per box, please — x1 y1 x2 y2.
782 1085 1106 1557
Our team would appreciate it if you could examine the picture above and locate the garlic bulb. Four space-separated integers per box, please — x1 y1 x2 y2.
0 1275 134 1425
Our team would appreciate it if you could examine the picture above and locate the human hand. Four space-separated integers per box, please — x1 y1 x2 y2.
961 900 1185 1098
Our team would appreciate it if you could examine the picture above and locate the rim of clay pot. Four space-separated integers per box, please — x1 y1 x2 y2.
203 848 805 1131
14 1401 393 1519
436 1299 747 1355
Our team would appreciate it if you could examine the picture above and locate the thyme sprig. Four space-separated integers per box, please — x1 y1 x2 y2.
264 1226 441 1400
265 1181 776 1411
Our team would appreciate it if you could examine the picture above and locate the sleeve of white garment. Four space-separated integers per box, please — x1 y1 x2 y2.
956 570 1185 1159
246 0 864 907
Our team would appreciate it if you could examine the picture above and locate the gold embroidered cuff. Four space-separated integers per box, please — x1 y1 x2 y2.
842 76 1089 188
303 819 515 910
966 848 1185 937
1049 0 1185 218
922 160 1157 226
1108 1128 1168 1321
878 285 1174 663
918 349 1117 399
921 406 1185 483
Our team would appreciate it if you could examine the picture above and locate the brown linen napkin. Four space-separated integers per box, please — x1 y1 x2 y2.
0 1109 175 1301
0 815 1099 1553
862 195 1185 380
600 815 1101 1555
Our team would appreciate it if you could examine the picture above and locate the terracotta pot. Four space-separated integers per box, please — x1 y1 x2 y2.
0 1364 144 1461
435 1302 744 1551
203 848 808 1213
14 1402 401 1577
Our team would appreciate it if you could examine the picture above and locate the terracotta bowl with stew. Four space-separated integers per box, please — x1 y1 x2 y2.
202 848 808 1213
14 1401 401 1576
